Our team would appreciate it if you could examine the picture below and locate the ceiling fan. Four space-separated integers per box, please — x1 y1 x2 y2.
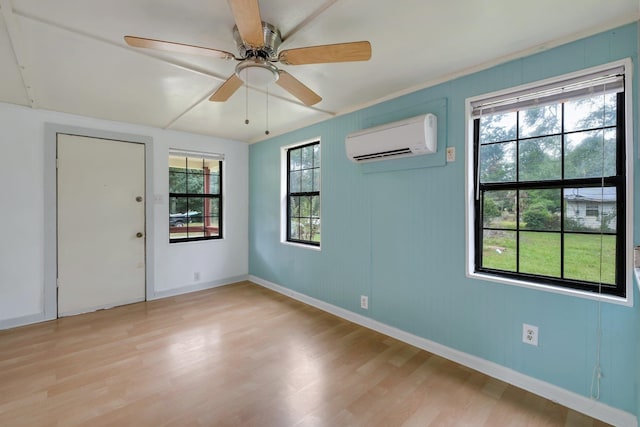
124 0 372 106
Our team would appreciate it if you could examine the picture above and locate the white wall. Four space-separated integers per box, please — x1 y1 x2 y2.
0 102 248 327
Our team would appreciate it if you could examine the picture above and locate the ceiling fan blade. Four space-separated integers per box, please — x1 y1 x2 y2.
276 70 322 106
210 74 243 102
227 0 264 48
279 41 371 65
124 36 235 59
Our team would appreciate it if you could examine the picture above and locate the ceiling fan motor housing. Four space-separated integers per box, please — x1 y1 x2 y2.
233 22 282 60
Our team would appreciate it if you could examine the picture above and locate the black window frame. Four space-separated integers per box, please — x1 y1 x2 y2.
473 87 626 298
286 141 321 246
169 154 223 244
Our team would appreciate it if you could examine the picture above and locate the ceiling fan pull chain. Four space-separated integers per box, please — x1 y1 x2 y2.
244 73 250 125
265 86 270 135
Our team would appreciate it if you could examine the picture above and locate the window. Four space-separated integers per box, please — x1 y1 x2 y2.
586 203 599 217
468 62 631 299
285 141 320 246
169 151 223 243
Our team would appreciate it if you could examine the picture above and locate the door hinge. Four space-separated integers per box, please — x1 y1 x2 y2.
56 278 60 288
56 158 59 169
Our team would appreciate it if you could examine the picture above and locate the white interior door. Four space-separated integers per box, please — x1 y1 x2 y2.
57 134 145 316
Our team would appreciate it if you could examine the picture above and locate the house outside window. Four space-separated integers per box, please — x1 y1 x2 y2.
169 150 223 243
466 60 632 301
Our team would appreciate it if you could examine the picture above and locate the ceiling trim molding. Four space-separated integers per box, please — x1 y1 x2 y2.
13 8 228 82
163 87 218 130
281 0 340 43
1 0 36 107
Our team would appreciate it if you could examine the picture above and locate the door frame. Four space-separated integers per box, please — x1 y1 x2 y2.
44 124 155 320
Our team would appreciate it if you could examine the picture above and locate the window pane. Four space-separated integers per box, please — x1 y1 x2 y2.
186 197 204 224
565 93 616 132
170 195 190 239
289 148 302 171
564 187 616 232
301 169 313 192
290 219 300 239
289 196 300 217
168 155 186 169
205 197 220 218
169 169 187 193
480 141 516 183
482 190 516 229
187 231 206 239
564 234 616 284
518 136 561 181
203 216 220 237
187 171 204 194
310 202 320 241
204 158 219 174
299 196 311 217
301 145 314 169
479 112 516 144
169 196 187 216
313 144 321 168
519 232 560 277
311 195 320 218
208 172 220 194
170 229 188 240
185 157 204 171
298 217 312 241
289 170 301 193
312 170 320 192
519 104 561 138
519 189 561 231
482 230 516 271
564 129 616 179
205 216 220 228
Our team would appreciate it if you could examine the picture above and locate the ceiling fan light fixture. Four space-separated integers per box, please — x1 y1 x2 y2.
235 58 279 86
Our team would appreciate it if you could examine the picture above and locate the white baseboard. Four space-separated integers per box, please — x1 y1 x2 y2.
248 275 637 427
152 275 249 299
0 312 46 331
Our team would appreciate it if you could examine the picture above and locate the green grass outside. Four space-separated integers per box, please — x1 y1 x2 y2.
482 231 615 284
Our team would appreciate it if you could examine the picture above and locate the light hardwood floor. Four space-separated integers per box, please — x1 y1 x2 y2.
0 281 611 426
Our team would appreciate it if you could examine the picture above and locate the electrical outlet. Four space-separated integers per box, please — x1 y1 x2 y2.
360 295 368 310
194 272 200 281
522 323 539 346
446 147 456 162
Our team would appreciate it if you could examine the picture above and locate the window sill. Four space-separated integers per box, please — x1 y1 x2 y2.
468 271 632 307
281 240 321 252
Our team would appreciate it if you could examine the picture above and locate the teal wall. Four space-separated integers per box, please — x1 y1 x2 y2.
249 23 640 415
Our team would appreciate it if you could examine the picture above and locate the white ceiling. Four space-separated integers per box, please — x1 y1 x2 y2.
0 0 638 143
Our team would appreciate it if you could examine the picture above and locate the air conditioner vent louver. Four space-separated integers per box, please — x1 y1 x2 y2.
345 114 437 163
353 148 412 161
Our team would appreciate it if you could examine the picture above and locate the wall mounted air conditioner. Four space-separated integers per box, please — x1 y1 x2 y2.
345 113 437 163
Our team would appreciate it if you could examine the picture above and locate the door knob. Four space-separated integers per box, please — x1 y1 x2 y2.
136 232 144 238
136 196 143 202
